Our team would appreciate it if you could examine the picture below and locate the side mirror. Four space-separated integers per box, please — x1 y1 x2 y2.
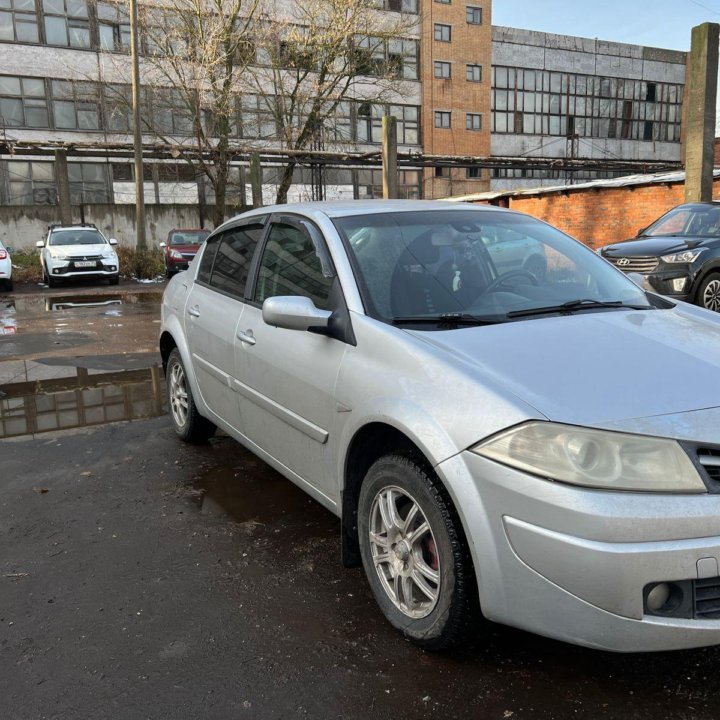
262 296 332 332
626 272 646 289
109 238 118 245
36 241 44 248
5 246 13 254
159 242 167 248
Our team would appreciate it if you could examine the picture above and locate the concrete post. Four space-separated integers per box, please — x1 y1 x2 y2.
382 116 398 200
54 150 72 226
129 0 147 249
250 153 263 208
684 22 719 203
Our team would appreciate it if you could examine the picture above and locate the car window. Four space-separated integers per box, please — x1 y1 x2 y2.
196 235 220 284
170 231 208 246
49 229 105 246
334 210 651 322
646 206 720 237
207 224 265 298
253 221 334 310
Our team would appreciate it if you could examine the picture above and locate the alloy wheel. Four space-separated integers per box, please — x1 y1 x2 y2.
169 361 189 428
368 486 441 619
703 279 720 312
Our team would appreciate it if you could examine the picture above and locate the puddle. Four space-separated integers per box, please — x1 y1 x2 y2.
45 295 123 311
1 300 16 335
0 364 165 439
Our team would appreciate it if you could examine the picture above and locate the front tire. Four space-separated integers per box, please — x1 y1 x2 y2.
358 455 478 650
166 348 215 443
109 275 119 286
696 272 720 312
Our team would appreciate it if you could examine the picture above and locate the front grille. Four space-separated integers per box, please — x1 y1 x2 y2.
697 448 720 482
695 577 720 618
181 253 195 259
606 256 659 273
68 254 102 261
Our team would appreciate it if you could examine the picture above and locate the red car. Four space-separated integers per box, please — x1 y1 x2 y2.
161 228 210 277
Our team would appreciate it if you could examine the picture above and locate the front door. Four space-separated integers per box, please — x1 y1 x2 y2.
233 216 350 501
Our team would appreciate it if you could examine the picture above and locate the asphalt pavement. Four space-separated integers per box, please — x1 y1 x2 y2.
2 281 720 720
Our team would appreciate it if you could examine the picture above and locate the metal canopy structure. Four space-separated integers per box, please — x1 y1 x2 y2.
0 138 683 174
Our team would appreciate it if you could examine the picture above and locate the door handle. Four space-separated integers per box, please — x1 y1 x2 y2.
237 329 256 346
188 305 200 318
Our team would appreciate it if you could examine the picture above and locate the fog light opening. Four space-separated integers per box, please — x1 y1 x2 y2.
644 581 687 616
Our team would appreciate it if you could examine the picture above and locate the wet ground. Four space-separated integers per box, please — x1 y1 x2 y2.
3 281 720 719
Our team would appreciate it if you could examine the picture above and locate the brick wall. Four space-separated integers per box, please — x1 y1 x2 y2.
478 179 720 248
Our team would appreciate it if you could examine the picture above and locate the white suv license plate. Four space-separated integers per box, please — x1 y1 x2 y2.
74 261 96 268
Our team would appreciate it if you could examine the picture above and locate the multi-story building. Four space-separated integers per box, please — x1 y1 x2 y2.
490 26 687 190
0 0 690 244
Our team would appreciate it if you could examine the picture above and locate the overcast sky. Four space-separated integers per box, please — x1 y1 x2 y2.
493 0 718 51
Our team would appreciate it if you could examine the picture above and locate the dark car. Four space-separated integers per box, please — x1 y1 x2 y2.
600 203 720 311
161 228 209 278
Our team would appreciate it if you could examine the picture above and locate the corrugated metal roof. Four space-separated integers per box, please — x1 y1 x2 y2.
444 169 720 204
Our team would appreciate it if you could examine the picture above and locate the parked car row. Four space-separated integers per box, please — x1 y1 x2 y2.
160 199 720 654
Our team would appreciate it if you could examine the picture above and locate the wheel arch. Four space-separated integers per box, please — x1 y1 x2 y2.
340 421 473 576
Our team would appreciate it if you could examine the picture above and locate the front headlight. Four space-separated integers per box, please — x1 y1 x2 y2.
661 249 706 263
168 249 183 260
472 421 705 493
50 250 68 260
102 248 117 259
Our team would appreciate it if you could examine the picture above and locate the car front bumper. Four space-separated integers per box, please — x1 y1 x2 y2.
438 450 720 652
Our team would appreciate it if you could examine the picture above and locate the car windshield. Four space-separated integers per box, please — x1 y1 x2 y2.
49 229 106 246
334 209 653 324
645 206 720 238
170 231 208 246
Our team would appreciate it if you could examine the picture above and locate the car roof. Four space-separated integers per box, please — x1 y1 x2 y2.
50 225 103 232
216 200 507 233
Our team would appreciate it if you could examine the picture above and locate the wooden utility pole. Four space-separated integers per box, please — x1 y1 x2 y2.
684 22 720 203
129 0 147 249
54 149 72 226
382 116 398 199
250 154 263 208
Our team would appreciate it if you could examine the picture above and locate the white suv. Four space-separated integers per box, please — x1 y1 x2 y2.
37 224 119 288
0 239 12 291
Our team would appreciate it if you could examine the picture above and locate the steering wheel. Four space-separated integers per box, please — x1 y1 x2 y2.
485 270 539 293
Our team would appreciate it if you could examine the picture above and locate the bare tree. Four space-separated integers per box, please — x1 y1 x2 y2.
248 0 419 203
108 0 260 226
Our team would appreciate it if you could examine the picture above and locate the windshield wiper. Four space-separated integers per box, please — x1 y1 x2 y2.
506 298 651 319
391 312 503 327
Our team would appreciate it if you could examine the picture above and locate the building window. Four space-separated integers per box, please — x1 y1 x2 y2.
354 36 419 80
43 0 90 48
490 66 683 143
68 163 111 203
374 0 419 12
466 64 482 83
466 167 482 179
103 83 132 132
322 100 353 143
466 6 482 24
51 80 99 130
434 166 449 178
5 161 56 204
0 76 49 128
434 23 451 42
148 88 194 136
239 94 276 139
0 0 39 43
434 110 451 128
466 113 482 131
434 61 451 79
434 0 451 3
357 169 421 199
97 1 130 52
358 102 419 145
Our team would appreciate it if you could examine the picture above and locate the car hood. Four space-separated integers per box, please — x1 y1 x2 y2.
410 306 720 429
167 244 200 253
602 236 710 256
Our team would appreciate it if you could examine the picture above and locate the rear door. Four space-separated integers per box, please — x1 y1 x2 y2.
184 219 266 433
232 215 351 501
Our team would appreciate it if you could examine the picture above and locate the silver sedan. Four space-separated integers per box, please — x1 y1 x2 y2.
160 200 720 652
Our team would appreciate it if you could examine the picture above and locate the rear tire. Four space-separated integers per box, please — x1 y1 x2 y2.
166 348 216 443
358 454 478 651
696 272 720 312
